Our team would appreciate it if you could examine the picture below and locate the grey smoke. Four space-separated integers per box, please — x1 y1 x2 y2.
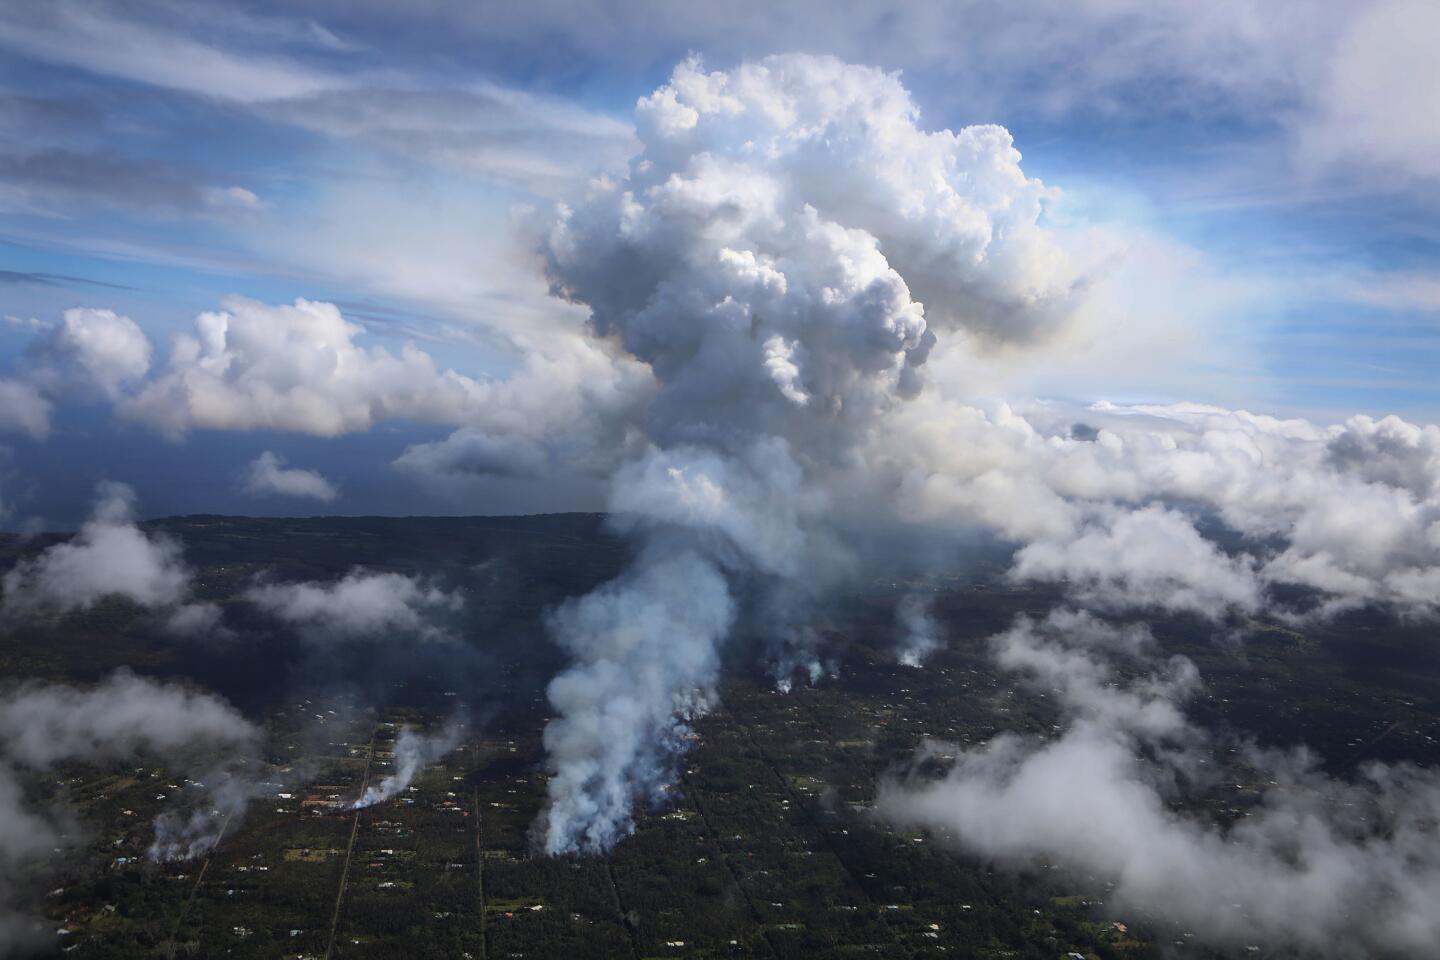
0 671 257 953
878 611 1440 958
895 593 942 668
147 770 268 862
351 720 466 810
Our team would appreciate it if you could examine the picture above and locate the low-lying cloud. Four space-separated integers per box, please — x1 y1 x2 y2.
242 450 339 502
246 568 464 642
1 481 189 616
879 611 1440 957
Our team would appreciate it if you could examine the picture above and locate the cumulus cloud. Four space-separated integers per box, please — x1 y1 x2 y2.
1009 504 1263 617
242 450 339 502
0 307 150 440
92 296 656 477
246 568 464 642
0 670 257 952
879 610 1440 958
1 481 190 616
0 669 255 768
161 601 229 639
119 297 491 437
28 307 152 400
393 335 655 487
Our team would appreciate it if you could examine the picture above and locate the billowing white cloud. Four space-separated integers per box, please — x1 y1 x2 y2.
521 53 1440 860
246 568 463 642
1010 504 1263 617
242 450 339 502
394 335 655 486
0 307 150 441
120 297 490 437
533 53 1089 854
108 298 654 469
30 307 152 400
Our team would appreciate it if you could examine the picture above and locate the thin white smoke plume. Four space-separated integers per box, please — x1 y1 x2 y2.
351 720 467 810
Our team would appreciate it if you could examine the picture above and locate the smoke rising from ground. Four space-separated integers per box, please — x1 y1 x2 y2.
351 720 466 810
538 547 733 854
0 672 257 954
526 53 1440 859
895 593 942 668
532 52 1089 854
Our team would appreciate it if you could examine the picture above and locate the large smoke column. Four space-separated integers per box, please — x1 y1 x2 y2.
533 54 1084 855
351 720 466 809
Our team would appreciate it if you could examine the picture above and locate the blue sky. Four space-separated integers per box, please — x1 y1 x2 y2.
1 0 1438 526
